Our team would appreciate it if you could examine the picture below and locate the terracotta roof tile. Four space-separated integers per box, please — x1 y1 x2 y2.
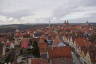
51 58 73 64
38 38 48 53
75 37 91 47
48 46 72 58
21 38 29 48
31 58 49 64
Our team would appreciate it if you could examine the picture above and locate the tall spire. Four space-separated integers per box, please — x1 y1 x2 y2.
86 20 89 25
49 18 51 28
86 20 88 24
67 20 69 24
64 20 66 24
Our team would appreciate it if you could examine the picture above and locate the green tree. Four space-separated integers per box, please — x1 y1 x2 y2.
32 41 40 58
89 34 96 43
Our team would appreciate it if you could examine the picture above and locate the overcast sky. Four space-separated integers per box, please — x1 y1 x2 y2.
0 0 96 25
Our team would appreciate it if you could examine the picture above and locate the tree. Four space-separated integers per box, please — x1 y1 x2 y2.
89 34 96 43
0 42 4 46
32 41 40 58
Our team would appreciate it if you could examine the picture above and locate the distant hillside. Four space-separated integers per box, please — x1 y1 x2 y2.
0 24 33 33
0 23 95 33
0 24 48 33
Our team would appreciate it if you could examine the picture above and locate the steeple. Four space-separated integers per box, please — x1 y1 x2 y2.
64 20 67 24
86 21 88 24
86 20 89 25
64 20 70 25
67 20 69 24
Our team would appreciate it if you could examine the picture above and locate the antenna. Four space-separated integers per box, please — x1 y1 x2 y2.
86 20 88 23
49 17 51 28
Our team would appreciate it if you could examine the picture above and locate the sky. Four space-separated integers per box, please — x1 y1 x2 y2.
0 0 96 25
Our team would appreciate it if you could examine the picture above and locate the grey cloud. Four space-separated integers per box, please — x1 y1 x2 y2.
82 0 96 6
53 0 96 21
0 9 34 18
0 0 96 24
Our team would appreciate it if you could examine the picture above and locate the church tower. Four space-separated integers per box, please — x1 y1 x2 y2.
64 20 69 25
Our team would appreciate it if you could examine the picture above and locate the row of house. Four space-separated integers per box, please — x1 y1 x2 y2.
0 21 95 64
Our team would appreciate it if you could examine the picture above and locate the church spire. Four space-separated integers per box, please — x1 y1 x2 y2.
67 20 69 24
64 20 67 24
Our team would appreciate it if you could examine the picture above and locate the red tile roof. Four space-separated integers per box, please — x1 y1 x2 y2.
52 35 62 46
31 58 49 64
75 37 91 47
0 37 6 42
38 38 48 53
21 38 29 48
48 46 72 58
15 32 23 37
51 58 73 64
